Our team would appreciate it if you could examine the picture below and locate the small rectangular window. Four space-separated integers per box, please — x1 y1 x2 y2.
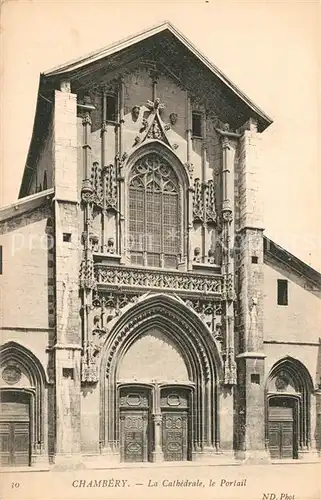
192 113 202 138
251 256 258 264
63 233 71 243
277 279 288 306
251 374 260 385
106 95 117 122
62 368 74 379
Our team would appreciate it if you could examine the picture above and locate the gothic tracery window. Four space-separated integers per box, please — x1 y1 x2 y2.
128 153 181 269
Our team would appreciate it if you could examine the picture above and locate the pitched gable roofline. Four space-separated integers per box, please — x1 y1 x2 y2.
19 21 273 199
264 236 321 289
0 188 54 223
43 21 272 131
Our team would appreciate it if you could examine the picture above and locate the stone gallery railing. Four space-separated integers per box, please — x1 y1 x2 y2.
94 264 222 297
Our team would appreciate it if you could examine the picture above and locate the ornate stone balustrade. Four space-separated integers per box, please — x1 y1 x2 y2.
94 264 222 297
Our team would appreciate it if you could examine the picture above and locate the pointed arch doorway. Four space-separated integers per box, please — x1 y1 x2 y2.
117 328 193 463
99 295 222 463
0 342 48 467
266 357 313 460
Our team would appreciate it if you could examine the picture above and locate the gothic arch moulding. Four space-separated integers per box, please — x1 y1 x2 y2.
122 141 191 268
124 140 191 189
0 341 48 463
99 293 223 458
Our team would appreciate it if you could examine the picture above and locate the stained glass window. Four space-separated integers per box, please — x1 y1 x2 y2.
128 154 180 268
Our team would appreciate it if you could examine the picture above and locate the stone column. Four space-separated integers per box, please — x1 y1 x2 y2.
186 93 193 271
216 125 239 386
52 84 82 467
235 118 269 463
301 390 320 460
152 413 164 462
117 78 127 264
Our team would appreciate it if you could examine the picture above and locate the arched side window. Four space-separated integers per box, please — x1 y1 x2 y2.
128 153 181 269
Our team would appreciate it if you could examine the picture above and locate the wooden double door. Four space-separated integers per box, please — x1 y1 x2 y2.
119 386 190 463
162 411 188 461
0 392 30 467
268 399 297 459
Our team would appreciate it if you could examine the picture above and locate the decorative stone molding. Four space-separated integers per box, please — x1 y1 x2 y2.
81 340 101 383
184 161 194 179
152 414 163 425
104 305 211 381
94 265 222 297
92 290 139 330
147 118 166 141
193 178 217 225
223 351 237 385
146 98 165 112
205 180 217 225
103 164 118 211
2 363 22 385
193 178 203 222
88 162 117 212
221 273 236 301
115 152 128 172
140 118 149 132
183 298 222 340
79 253 96 290
132 98 177 150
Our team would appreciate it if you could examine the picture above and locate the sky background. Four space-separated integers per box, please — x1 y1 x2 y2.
1 0 320 271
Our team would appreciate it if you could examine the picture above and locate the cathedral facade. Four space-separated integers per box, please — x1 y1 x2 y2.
0 22 320 468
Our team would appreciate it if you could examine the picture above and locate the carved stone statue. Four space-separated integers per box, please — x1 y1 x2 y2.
169 113 178 125
107 237 115 254
131 106 140 121
207 247 216 264
193 247 201 263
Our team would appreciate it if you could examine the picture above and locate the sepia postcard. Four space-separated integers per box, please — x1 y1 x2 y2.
0 1 320 499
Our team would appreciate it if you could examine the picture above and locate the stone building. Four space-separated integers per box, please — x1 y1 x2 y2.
0 22 320 468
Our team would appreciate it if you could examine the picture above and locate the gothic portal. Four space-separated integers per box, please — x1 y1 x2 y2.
99 295 223 462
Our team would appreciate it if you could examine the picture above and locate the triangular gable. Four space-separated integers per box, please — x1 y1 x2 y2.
20 21 273 198
42 21 272 131
264 236 321 290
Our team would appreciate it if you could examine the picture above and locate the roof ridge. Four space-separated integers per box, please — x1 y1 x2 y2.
43 20 173 77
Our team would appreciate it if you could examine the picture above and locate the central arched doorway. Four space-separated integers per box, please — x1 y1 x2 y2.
99 294 222 462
